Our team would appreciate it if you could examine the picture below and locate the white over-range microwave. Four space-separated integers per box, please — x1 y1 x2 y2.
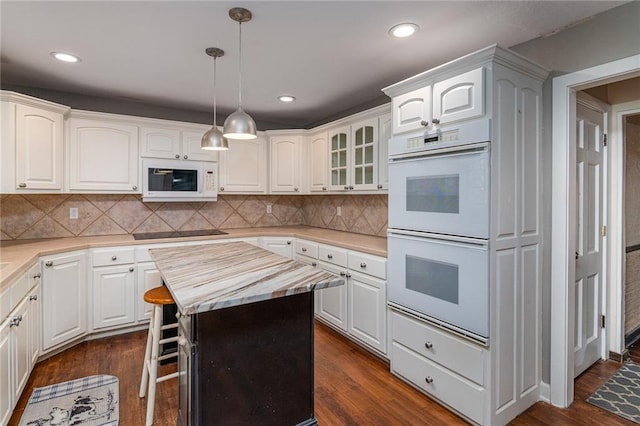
142 159 217 202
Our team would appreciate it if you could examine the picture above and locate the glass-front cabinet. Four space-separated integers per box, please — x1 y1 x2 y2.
329 126 349 190
351 118 377 190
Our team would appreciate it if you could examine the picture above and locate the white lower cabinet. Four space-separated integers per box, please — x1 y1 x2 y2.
347 271 386 353
41 251 87 352
259 237 294 259
316 261 348 332
92 265 135 330
389 309 487 424
0 281 40 426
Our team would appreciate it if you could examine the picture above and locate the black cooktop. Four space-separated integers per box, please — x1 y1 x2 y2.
132 229 228 240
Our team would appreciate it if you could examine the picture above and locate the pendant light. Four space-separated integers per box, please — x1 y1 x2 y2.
201 47 228 150
223 7 257 140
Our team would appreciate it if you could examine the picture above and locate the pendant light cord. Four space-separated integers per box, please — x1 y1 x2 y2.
238 21 243 109
212 56 218 126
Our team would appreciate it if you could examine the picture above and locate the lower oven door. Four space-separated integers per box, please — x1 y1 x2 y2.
388 144 490 239
387 230 489 339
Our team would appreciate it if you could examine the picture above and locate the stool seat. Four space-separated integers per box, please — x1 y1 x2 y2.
144 286 174 305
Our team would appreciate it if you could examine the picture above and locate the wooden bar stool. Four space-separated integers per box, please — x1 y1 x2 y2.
139 286 179 426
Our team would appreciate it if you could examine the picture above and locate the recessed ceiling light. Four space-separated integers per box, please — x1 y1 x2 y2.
389 23 419 38
51 52 81 63
278 95 296 103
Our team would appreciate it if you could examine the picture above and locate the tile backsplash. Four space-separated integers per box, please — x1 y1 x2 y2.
0 194 388 240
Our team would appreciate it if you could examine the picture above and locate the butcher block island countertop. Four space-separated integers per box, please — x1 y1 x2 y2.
149 240 344 315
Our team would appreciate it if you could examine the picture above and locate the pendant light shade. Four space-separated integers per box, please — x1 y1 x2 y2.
223 7 257 140
202 47 228 150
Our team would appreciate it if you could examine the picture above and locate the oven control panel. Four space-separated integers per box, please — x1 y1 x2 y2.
407 129 460 149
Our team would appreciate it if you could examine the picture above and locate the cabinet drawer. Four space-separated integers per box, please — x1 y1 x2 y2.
391 311 485 385
92 247 134 267
348 252 386 279
318 245 347 267
391 342 484 424
295 240 318 258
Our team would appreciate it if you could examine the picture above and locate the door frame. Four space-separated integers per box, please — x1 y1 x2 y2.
550 54 640 408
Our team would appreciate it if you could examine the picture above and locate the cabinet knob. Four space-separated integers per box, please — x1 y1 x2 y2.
322 187 327 191
175 154 180 159
294 187 299 192
132 185 138 191
33 273 41 279
29 294 38 301
345 273 351 278
425 376 434 384
377 184 383 189
287 241 292 245
302 247 307 252
344 186 349 190
327 254 333 259
9 317 20 327
112 256 118 261
432 118 440 125
18 183 27 188
311 262 317 267
420 120 429 127
424 341 433 350
219 187 225 192
339 272 346 277
129 267 134 272
360 262 367 269
349 185 354 190
45 261 53 267
183 155 189 160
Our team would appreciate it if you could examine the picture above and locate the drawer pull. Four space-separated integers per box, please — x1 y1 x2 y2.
302 247 307 252
287 241 292 245
129 267 134 272
45 261 53 267
327 254 333 259
111 256 118 261
33 273 41 279
29 295 38 301
425 376 434 384
360 262 367 268
311 262 317 267
18 183 27 188
339 272 346 277
424 341 433 350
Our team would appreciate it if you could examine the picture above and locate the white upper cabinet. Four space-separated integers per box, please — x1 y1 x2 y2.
308 131 328 192
328 126 350 191
378 112 391 190
140 125 217 162
0 92 68 193
391 86 431 135
432 67 484 125
350 118 378 190
68 115 139 192
387 67 485 134
218 135 268 193
269 133 302 193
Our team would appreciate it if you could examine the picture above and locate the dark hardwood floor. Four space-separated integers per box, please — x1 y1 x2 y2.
9 323 640 425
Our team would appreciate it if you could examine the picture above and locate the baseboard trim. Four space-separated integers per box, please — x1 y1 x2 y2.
538 381 550 403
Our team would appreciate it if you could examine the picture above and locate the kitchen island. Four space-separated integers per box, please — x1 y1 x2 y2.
149 241 344 426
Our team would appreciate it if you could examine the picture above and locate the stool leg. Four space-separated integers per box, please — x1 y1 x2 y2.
146 304 163 426
139 304 155 398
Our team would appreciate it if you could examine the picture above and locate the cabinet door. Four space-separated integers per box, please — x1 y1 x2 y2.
11 296 30 404
68 118 139 192
392 86 431 135
433 67 484 125
182 130 219 162
348 271 386 354
260 237 294 259
218 136 267 193
15 104 64 190
92 264 135 330
26 285 40 369
308 132 328 192
351 119 378 190
0 321 11 426
270 134 301 193
140 126 181 159
316 262 347 331
136 262 163 321
378 112 391 190
328 126 350 191
41 251 87 351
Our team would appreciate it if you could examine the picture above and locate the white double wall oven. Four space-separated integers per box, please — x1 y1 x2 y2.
387 118 491 342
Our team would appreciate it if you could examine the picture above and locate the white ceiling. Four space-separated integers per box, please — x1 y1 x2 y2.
0 1 627 129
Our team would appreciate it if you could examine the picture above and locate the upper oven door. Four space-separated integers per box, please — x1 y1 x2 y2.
388 144 490 239
387 230 489 338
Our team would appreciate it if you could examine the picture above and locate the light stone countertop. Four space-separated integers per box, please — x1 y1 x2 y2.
0 226 386 290
150 241 344 315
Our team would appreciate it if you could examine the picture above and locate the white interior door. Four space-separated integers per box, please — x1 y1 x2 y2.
574 100 606 377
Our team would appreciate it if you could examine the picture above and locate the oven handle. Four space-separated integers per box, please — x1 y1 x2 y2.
389 141 489 162
387 228 489 250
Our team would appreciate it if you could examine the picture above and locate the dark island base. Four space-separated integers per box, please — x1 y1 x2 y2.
182 292 317 426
